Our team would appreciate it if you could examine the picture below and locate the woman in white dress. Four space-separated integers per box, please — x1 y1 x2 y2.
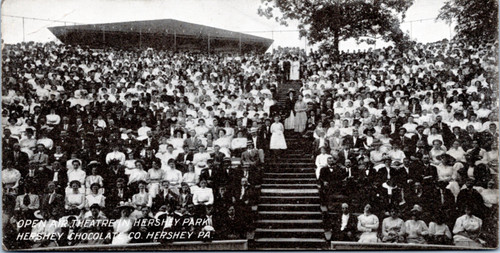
182 162 199 192
357 204 380 243
290 57 300 81
269 116 287 159
85 183 105 210
169 130 185 153
452 205 483 247
404 206 429 244
147 159 164 198
270 115 287 151
213 129 232 157
2 164 21 195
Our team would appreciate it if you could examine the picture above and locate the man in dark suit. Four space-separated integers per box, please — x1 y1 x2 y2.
106 178 132 216
319 156 342 204
356 161 377 186
391 127 413 151
427 181 456 224
421 155 438 186
175 145 194 173
282 58 291 81
24 162 49 192
241 142 261 169
104 161 127 192
40 181 65 219
88 143 107 165
432 115 453 147
2 129 19 153
31 144 49 167
223 158 240 192
411 125 429 150
153 180 179 213
211 145 226 165
199 161 226 190
56 116 74 137
232 177 256 212
7 143 29 170
337 141 357 166
46 161 68 194
260 119 273 154
344 129 365 150
141 131 159 152
331 203 357 241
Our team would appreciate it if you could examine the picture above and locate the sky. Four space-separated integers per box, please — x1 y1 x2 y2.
1 0 455 51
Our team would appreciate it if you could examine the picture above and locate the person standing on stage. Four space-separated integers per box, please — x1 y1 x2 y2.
290 57 300 81
270 115 287 160
294 94 308 133
284 90 296 131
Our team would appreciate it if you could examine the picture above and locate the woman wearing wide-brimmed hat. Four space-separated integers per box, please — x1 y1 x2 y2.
111 201 135 245
404 205 429 244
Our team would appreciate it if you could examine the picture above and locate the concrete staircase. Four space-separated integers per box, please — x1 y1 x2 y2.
249 81 328 250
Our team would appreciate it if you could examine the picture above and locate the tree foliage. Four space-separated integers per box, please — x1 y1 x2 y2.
258 0 414 53
437 0 498 43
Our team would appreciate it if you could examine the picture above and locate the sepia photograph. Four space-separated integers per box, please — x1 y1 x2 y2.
1 0 498 250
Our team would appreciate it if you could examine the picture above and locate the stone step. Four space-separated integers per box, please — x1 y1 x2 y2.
252 237 327 249
261 183 319 189
255 219 323 229
255 228 325 238
261 188 319 196
258 211 322 219
260 196 320 204
267 162 315 167
255 219 323 228
263 178 317 183
264 168 316 174
264 172 316 178
274 157 314 162
258 203 321 211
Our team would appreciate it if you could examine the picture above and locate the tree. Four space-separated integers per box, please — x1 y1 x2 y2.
437 0 498 43
257 0 414 54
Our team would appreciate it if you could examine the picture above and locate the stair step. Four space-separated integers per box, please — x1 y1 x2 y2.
260 196 320 204
258 211 322 219
258 203 321 211
263 178 317 182
267 164 315 168
255 228 325 238
256 219 322 224
256 228 324 233
254 237 326 243
261 183 319 189
261 189 319 195
264 173 316 178
252 237 327 249
265 168 316 173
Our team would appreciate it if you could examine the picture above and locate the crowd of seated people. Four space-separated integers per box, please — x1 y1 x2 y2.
1 37 498 249
1 42 306 249
308 39 498 247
